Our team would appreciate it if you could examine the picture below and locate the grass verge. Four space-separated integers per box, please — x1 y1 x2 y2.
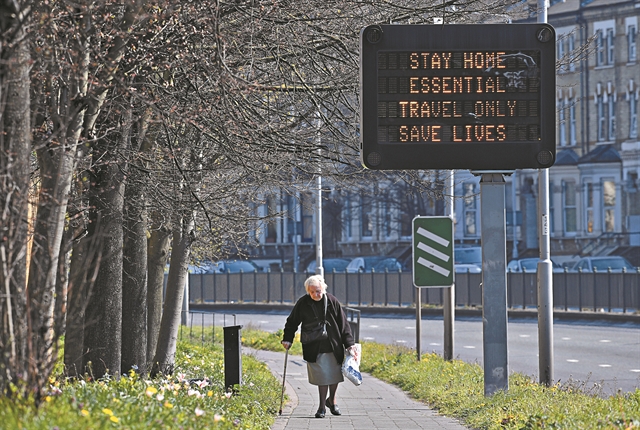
240 327 640 429
0 338 280 429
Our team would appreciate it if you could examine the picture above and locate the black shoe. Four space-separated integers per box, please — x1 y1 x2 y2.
315 408 326 418
325 398 341 416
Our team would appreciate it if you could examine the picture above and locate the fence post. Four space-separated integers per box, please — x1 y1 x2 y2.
223 325 243 391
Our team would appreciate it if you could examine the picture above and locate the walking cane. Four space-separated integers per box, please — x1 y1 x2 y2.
279 348 289 415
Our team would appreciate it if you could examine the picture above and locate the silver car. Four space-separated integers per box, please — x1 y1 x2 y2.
571 256 637 273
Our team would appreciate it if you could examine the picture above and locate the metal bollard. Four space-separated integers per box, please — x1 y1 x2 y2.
223 325 243 391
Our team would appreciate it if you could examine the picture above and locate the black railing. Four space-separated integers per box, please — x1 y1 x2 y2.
186 270 640 314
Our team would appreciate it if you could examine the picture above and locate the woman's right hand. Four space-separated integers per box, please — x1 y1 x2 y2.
281 341 292 350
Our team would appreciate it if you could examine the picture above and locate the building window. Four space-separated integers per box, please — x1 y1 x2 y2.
629 25 637 62
595 26 615 67
607 28 615 65
608 95 616 141
383 199 392 237
557 37 566 73
463 182 477 236
585 182 594 234
558 98 567 146
569 99 577 145
563 181 577 233
568 33 576 71
596 30 605 66
603 180 616 232
265 195 278 243
360 193 373 237
597 94 606 141
630 90 638 139
301 193 314 242
343 194 352 239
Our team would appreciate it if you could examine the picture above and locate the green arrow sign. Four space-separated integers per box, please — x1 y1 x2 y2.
412 216 454 288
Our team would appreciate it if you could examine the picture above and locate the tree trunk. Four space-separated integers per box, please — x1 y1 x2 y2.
121 180 148 375
28 108 82 394
146 217 171 369
82 135 126 379
0 5 31 395
64 222 95 378
121 108 151 376
150 216 194 377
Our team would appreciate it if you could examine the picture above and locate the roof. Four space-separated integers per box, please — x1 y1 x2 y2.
549 0 581 15
577 144 621 164
555 148 580 165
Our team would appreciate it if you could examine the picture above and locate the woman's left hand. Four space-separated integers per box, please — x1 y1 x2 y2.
347 345 358 360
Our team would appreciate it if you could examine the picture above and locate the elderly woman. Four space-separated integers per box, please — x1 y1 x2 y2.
281 275 358 418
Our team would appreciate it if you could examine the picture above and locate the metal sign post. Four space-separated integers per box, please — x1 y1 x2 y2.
478 173 509 395
444 172 455 361
537 0 555 388
412 216 454 362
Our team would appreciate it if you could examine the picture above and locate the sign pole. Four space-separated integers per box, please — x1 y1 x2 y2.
443 171 455 361
479 173 509 396
416 287 421 361
412 216 454 362
537 0 555 388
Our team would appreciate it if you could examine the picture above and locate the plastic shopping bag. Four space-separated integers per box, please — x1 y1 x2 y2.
342 343 362 386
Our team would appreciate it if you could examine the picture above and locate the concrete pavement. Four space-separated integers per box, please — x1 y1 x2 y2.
248 348 469 430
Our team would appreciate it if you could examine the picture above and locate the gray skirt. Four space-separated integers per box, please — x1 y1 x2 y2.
307 352 344 386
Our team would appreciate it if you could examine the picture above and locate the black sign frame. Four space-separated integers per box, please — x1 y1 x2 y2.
360 24 556 170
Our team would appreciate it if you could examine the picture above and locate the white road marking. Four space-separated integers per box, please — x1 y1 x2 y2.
630 369 640 373
405 326 416 330
463 345 476 349
363 337 375 340
369 325 379 328
567 359 579 363
519 334 531 338
429 343 441 346
395 340 407 343
598 364 612 368
599 339 611 343
561 337 571 340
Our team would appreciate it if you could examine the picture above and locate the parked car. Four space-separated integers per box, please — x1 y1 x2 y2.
345 256 386 273
571 256 637 273
454 263 482 274
507 258 564 273
306 258 351 273
211 259 261 273
372 257 404 273
187 259 216 274
454 246 482 273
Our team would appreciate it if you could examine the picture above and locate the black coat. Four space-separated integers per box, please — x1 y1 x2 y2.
283 293 355 365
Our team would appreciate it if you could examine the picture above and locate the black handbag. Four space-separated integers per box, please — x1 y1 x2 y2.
300 295 328 345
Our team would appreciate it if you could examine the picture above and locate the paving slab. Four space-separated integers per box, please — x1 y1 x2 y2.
248 349 470 430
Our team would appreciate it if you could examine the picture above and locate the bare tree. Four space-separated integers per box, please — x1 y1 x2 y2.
1 0 529 396
0 0 31 397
